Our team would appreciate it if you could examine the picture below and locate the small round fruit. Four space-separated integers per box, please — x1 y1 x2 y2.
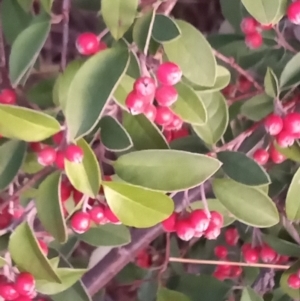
55 150 65 170
15 272 35 296
52 131 64 145
283 112 300 135
260 244 277 263
171 127 189 139
210 211 224 227
104 206 120 224
76 32 99 55
189 209 209 232
253 148 269 165
214 245 228 259
276 130 295 148
240 17 259 34
204 222 221 240
264 114 283 136
155 85 178 107
231 266 243 278
245 32 263 49
243 247 259 263
65 144 84 163
288 273 300 289
176 219 195 241
162 212 177 232
164 114 183 131
70 211 91 234
133 77 156 97
156 62 182 86
238 76 252 93
89 206 105 224
224 227 239 246
0 283 19 300
287 1 300 24
125 91 148 115
0 89 17 104
143 103 157 122
60 180 72 202
38 240 48 256
154 107 174 126
269 145 286 164
30 142 46 153
37 147 57 166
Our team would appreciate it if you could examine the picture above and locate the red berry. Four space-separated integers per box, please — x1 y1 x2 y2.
154 107 174 126
260 244 277 263
214 265 232 278
0 283 19 300
287 1 300 24
189 209 209 233
276 130 294 148
163 130 173 142
89 206 105 224
210 211 224 227
214 245 228 259
135 250 151 269
60 180 72 202
73 189 83 204
97 41 107 52
143 103 157 122
156 62 182 86
238 76 252 93
37 147 57 166
52 131 64 145
204 222 221 240
253 148 269 165
283 112 300 135
288 273 300 289
15 273 35 296
231 266 243 278
65 144 84 163
37 240 48 256
245 32 263 49
276 255 289 264
29 142 46 153
55 150 65 170
243 247 259 263
240 17 259 34
162 212 177 232
175 219 195 241
125 91 149 115
269 145 286 164
222 84 235 97
164 115 183 131
264 114 283 136
155 85 178 107
70 211 91 234
133 77 156 97
224 227 239 246
76 33 99 55
0 89 17 104
14 296 32 301
171 127 189 139
0 206 12 229
104 206 120 224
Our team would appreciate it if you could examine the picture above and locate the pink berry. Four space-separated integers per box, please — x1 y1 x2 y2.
231 266 243 278
14 296 33 301
65 144 84 163
15 272 35 296
55 150 65 170
287 1 300 24
70 211 91 234
162 212 177 232
60 180 72 202
155 85 178 107
214 245 228 259
89 206 105 224
253 149 269 165
240 17 259 34
29 142 46 153
0 283 19 300
276 130 294 148
260 244 277 263
104 206 120 224
204 222 221 240
125 91 149 115
154 107 174 126
243 247 259 263
37 240 48 256
224 227 239 246
143 103 157 122
264 114 283 136
283 112 300 135
189 209 209 232
238 76 252 93
0 89 17 104
156 62 182 86
76 33 99 55
37 147 57 166
0 206 12 229
210 211 224 228
52 131 64 145
245 32 263 49
164 114 183 131
176 219 195 241
133 77 156 97
288 273 300 289
269 145 286 164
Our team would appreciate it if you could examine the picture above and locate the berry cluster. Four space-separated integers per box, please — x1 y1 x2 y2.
125 62 184 130
0 89 17 105
162 209 224 241
287 0 300 25
75 32 107 56
240 17 272 49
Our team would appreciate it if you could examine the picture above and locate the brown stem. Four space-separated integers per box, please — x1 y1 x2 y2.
61 0 71 71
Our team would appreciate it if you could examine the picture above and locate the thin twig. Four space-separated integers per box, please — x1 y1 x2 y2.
98 28 109 40
274 26 297 54
61 0 71 70
200 184 210 218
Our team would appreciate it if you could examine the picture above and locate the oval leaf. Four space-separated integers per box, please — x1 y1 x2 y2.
285 167 300 221
0 105 60 142
99 116 132 151
9 14 51 86
170 82 207 125
114 150 222 191
264 67 279 98
212 178 279 227
78 224 131 246
280 52 300 88
0 140 26 191
157 287 190 301
8 222 61 282
103 181 174 228
193 92 229 145
280 260 300 299
65 138 101 198
241 287 263 301
65 48 129 141
51 281 91 301
36 172 68 243
163 20 217 87
122 112 169 150
217 151 270 186
102 0 138 40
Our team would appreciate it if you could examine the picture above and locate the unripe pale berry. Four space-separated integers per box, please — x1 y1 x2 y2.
264 114 283 136
245 32 263 49
37 147 57 166
276 130 295 148
287 1 300 25
0 89 17 104
76 33 99 55
156 62 182 86
133 77 156 97
89 206 105 224
154 107 174 126
125 91 148 115
65 144 84 163
162 212 177 232
283 112 300 135
253 148 269 165
155 85 178 107
143 103 157 122
176 219 195 241
288 273 300 289
15 272 35 297
214 245 228 259
0 283 19 300
240 17 259 34
189 209 209 232
70 211 91 234
269 145 286 164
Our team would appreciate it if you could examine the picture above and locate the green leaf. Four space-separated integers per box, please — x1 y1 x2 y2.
241 0 287 25
99 116 132 151
192 92 228 145
285 167 300 221
157 287 190 301
51 281 91 301
264 68 279 98
0 140 26 191
274 141 300 162
65 48 129 141
220 0 244 32
9 14 51 87
78 224 131 246
280 260 300 299
36 267 87 295
241 287 264 301
40 0 54 13
101 0 138 40
217 151 270 186
240 93 273 121
152 14 181 43
280 52 300 88
212 178 279 227
114 150 222 192
122 112 169 150
163 20 217 87
103 181 174 228
190 199 235 227
22 153 43 174
9 222 61 282
36 172 68 243
1 0 32 44
0 105 60 142
170 82 207 125
113 74 135 109
65 139 101 198
17 0 33 12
